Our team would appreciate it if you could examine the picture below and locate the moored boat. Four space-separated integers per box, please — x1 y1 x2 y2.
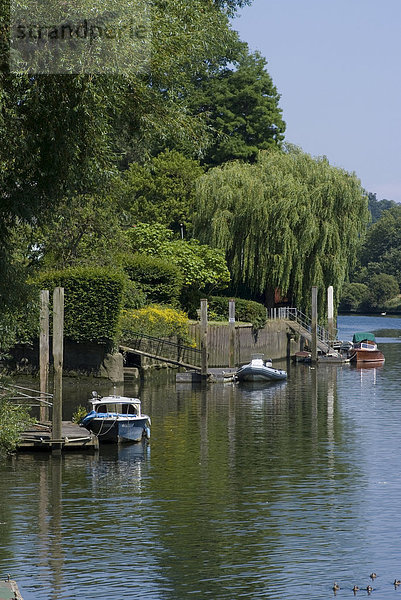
347 332 385 364
235 354 287 382
80 393 151 443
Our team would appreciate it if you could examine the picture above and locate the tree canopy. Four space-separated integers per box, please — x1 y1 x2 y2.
188 49 286 166
194 148 369 315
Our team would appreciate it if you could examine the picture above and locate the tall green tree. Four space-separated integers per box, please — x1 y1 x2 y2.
188 49 286 166
194 148 369 316
0 0 243 327
114 150 204 231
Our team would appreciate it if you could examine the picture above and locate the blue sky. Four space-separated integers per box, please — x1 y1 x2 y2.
233 0 401 201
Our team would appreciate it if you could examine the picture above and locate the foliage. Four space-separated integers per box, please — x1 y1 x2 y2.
29 195 126 270
113 150 204 232
338 283 369 312
120 305 194 345
208 296 266 329
72 405 88 424
194 148 369 317
34 267 125 347
366 273 399 309
360 205 401 268
123 254 183 306
367 192 397 225
189 48 285 167
0 0 242 313
0 398 35 454
126 223 230 290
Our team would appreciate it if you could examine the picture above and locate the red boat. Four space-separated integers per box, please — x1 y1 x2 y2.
347 332 385 364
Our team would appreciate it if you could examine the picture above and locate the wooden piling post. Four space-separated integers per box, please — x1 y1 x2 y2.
52 287 64 453
327 285 335 341
200 299 208 377
311 286 318 365
229 299 235 368
39 290 49 422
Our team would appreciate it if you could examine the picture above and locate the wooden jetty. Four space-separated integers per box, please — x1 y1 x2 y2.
0 578 23 600
18 421 98 452
176 368 237 383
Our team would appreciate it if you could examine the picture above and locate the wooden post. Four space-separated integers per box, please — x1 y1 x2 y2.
229 299 235 368
52 287 64 453
327 285 334 341
311 286 318 365
39 290 49 422
200 299 208 377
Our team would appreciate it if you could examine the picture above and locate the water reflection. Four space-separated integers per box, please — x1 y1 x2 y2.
3 319 401 598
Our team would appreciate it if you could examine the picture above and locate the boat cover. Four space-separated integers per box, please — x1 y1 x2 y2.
352 332 376 343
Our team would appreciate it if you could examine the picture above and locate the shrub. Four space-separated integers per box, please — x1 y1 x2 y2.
34 267 125 347
208 296 266 329
120 305 194 345
123 254 183 306
0 398 35 454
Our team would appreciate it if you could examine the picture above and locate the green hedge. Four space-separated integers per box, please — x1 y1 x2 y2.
208 296 267 329
35 267 125 346
123 253 183 306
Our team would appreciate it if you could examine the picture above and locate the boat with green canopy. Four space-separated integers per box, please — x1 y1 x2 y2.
348 332 384 364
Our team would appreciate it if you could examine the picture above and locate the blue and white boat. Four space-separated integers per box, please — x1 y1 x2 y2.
235 354 287 382
80 393 151 443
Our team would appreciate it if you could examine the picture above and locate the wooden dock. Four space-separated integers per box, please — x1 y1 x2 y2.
0 578 23 600
176 368 237 383
18 421 98 452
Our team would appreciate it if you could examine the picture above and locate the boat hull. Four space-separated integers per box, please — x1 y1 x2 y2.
348 349 385 363
84 417 150 443
236 365 287 382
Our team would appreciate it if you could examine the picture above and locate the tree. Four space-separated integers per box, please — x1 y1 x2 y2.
189 49 286 166
114 150 204 232
366 273 399 309
0 0 243 320
194 148 369 316
360 205 401 267
126 223 230 313
339 283 369 312
367 192 396 225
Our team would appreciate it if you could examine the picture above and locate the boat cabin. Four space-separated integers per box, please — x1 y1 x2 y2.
90 395 142 417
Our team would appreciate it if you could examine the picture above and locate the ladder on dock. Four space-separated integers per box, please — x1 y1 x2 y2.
269 307 337 354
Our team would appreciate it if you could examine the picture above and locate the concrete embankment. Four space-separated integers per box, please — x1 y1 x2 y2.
0 578 23 600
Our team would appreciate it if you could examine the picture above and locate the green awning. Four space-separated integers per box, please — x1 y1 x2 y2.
352 332 376 343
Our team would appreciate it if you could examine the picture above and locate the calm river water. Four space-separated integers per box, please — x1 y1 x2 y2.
2 315 401 599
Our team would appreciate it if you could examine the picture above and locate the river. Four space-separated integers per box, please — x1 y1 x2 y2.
1 314 401 599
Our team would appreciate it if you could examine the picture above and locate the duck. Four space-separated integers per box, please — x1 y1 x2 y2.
352 585 359 592
366 585 373 593
394 579 401 586
369 573 377 580
332 582 340 592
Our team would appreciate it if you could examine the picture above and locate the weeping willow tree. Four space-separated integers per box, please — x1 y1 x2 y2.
193 148 369 317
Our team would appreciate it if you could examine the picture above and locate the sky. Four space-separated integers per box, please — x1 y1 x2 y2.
233 0 401 201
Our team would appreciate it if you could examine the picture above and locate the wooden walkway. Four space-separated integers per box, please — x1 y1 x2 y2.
18 421 98 452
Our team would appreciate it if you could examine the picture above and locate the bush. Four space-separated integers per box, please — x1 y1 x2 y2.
123 254 183 306
0 398 35 454
34 267 125 347
208 296 267 329
120 305 194 345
